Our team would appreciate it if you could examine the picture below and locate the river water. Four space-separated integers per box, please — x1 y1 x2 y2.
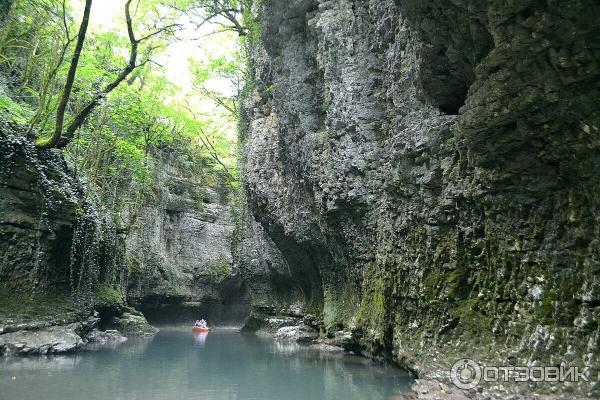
0 327 412 400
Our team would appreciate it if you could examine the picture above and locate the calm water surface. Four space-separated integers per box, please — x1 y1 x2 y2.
0 327 412 400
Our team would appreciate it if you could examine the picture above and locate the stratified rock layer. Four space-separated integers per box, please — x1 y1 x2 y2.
241 0 600 394
0 321 90 355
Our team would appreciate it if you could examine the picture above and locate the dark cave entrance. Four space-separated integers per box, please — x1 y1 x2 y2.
137 275 252 326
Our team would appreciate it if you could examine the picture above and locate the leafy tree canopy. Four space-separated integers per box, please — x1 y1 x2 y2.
0 0 244 222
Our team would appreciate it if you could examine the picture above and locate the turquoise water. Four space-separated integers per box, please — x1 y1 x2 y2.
0 327 412 400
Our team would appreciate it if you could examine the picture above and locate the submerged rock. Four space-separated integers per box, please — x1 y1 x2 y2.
310 343 344 353
0 308 156 355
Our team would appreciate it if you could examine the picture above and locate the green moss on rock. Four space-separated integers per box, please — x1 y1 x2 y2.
94 285 124 310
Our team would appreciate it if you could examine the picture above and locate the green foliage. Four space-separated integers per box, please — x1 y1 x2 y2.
0 288 85 324
169 101 240 184
192 56 241 83
187 0 253 36
0 0 245 226
189 48 245 128
0 88 34 125
0 0 75 132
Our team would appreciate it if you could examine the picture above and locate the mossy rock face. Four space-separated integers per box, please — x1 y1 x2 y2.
241 313 267 332
93 286 125 320
0 1 13 25
0 289 89 327
199 252 234 283
123 147 240 314
0 134 86 294
0 132 122 316
110 312 157 337
323 280 359 331
356 264 388 344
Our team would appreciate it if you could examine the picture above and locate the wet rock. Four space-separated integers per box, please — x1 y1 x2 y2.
265 316 301 330
233 209 302 323
125 148 249 322
310 343 344 353
84 329 127 345
274 325 319 344
403 379 470 400
274 326 300 341
325 330 357 350
0 132 94 294
0 131 126 342
0 321 93 356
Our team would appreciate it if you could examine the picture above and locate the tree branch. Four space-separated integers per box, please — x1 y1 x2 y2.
35 0 92 149
54 0 137 147
181 101 236 182
194 83 237 115
27 0 73 137
135 23 180 43
197 126 236 183
56 0 177 148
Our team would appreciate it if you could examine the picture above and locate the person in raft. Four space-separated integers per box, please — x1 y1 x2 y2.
194 319 207 328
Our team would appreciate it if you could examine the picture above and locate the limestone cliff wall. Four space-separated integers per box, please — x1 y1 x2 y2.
124 149 249 322
0 126 138 340
0 130 249 333
241 0 600 385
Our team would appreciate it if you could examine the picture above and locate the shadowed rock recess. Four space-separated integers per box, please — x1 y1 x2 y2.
239 0 600 395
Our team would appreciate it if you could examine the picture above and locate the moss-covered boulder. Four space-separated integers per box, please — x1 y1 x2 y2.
110 312 157 337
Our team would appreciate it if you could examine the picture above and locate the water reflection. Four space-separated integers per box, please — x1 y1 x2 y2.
193 332 208 347
0 328 412 400
0 354 82 372
268 340 301 355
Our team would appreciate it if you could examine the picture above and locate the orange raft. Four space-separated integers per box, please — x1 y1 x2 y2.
192 326 209 333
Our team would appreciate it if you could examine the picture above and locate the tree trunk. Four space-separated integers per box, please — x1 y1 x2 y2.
35 0 93 149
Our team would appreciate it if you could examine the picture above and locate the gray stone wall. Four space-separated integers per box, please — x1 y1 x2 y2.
241 0 600 391
232 196 304 326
